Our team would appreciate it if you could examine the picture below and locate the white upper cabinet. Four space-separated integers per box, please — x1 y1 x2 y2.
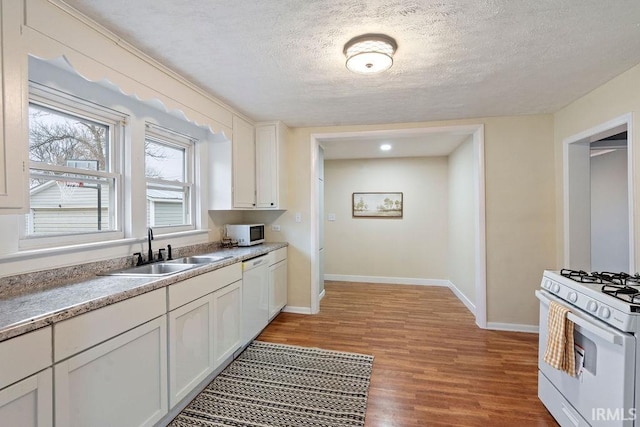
256 122 287 209
232 115 256 208
209 118 287 210
0 0 27 214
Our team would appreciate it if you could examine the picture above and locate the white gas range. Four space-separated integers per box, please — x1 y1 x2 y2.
537 270 640 427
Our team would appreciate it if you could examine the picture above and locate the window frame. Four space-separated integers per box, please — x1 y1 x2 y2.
19 82 127 249
144 123 196 234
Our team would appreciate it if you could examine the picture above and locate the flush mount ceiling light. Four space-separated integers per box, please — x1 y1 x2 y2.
343 34 397 74
380 144 392 151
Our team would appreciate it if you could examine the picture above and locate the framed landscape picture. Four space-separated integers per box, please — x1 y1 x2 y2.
352 192 403 218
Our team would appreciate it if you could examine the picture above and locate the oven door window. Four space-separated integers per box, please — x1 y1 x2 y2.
574 331 597 376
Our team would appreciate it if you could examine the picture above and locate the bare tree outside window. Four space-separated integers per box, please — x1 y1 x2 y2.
29 106 108 173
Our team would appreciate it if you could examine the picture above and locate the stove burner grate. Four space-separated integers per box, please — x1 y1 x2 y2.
560 269 640 305
560 269 604 283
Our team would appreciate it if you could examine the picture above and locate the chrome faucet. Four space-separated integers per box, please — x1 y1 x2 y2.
147 227 154 263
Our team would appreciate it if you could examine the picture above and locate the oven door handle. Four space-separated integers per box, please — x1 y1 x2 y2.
535 290 623 346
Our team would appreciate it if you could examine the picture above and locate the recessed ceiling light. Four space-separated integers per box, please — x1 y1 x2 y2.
343 34 397 74
380 144 392 151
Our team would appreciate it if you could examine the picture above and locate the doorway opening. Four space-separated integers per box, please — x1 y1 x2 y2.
309 124 487 328
564 113 634 272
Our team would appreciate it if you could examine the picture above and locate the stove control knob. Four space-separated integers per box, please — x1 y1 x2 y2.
543 279 552 290
568 292 578 303
552 283 561 294
600 307 611 319
587 300 598 313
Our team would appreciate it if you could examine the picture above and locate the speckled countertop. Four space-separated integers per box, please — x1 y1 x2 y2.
0 243 287 343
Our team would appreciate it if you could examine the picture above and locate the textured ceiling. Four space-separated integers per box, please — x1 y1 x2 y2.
64 0 640 129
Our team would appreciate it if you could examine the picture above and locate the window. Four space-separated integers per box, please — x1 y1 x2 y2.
145 124 195 230
24 83 124 241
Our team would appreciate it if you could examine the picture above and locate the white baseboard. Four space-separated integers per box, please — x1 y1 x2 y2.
282 305 312 315
447 280 476 315
486 322 539 333
324 274 450 287
319 289 326 301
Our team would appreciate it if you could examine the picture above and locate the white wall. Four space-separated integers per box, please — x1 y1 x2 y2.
323 157 449 282
591 148 629 271
448 137 476 306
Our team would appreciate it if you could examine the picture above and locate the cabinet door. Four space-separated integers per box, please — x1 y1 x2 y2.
55 316 167 427
0 368 52 427
168 294 215 407
0 0 27 213
232 115 256 208
213 280 242 367
269 260 288 320
256 124 277 208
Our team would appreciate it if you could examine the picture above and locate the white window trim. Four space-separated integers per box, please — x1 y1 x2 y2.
144 122 196 234
20 83 127 250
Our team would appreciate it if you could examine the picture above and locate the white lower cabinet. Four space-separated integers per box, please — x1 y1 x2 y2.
167 279 242 407
0 368 52 427
168 294 215 407
167 264 242 408
54 316 168 427
269 259 287 319
268 248 288 320
0 254 283 426
213 280 243 366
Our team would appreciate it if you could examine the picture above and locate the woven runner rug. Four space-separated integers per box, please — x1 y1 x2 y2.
169 340 374 427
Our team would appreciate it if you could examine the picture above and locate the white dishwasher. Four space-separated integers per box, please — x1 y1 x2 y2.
242 254 269 344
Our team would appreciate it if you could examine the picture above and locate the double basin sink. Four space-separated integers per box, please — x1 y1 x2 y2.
103 255 232 277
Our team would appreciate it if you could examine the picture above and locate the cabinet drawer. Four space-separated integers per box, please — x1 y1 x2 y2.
54 289 165 362
0 327 51 390
168 263 241 311
269 247 287 265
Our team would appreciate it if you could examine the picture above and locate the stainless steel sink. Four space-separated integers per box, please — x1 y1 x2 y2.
102 262 199 277
170 255 232 264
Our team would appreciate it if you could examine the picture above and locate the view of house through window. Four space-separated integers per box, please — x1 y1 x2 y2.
145 129 193 228
26 101 119 236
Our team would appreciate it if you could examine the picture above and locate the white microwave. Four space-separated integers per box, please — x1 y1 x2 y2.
226 224 265 246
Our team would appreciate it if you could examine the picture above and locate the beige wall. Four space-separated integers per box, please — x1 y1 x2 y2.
554 63 640 270
448 137 476 304
323 157 449 280
286 115 555 326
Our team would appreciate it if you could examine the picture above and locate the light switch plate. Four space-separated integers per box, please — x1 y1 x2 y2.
295 213 302 223
327 213 336 221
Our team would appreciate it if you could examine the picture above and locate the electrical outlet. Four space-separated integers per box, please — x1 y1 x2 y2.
327 213 336 221
295 213 302 223
272 224 281 232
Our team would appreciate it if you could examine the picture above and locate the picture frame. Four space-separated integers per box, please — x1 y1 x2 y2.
352 192 403 218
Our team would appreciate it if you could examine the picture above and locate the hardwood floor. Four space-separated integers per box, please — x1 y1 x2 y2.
258 281 558 427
